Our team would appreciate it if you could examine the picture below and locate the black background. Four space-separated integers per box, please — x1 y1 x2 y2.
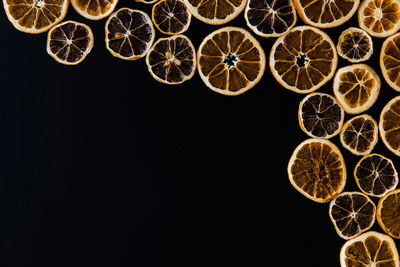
1 1 400 266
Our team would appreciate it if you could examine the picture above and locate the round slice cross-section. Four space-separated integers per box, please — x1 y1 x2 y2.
377 189 400 239
380 33 400 92
146 34 196 84
293 0 360 28
197 27 266 96
298 93 344 139
3 0 69 34
152 0 191 35
287 138 347 203
47 20 94 65
380 96 400 156
333 64 381 114
340 231 400 267
354 153 398 198
105 8 155 61
337 27 373 63
358 0 400 38
71 0 118 20
269 25 338 94
244 0 297 38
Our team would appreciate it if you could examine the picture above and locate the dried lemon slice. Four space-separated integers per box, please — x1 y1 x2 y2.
377 189 400 239
380 32 400 92
379 95 400 156
152 0 192 35
71 0 118 20
337 27 373 63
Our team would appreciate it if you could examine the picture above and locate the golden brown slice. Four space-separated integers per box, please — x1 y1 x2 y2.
71 0 118 20
105 8 155 60
293 0 360 28
269 25 338 94
152 0 192 35
46 20 94 65
3 0 69 34
358 0 400 38
197 27 266 96
146 34 196 84
380 33 400 92
298 93 344 139
354 153 398 198
337 27 373 63
377 189 400 239
379 96 400 156
287 138 346 203
244 0 297 37
340 231 400 267
329 192 376 240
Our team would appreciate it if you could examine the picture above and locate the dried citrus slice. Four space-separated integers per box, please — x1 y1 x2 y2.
71 0 118 20
46 20 94 65
337 27 373 63
340 231 400 267
340 114 378 156
379 96 400 156
244 0 297 38
333 64 381 114
298 93 344 139
358 0 400 38
329 192 376 240
287 138 346 203
377 189 400 239
152 0 192 35
380 33 400 92
183 0 247 25
197 27 266 96
3 0 69 34
293 0 360 28
146 34 196 84
269 25 338 94
354 153 398 198
105 8 155 61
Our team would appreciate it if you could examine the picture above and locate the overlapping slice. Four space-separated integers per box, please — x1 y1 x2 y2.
333 64 380 114
146 34 196 84
380 33 400 92
287 138 346 203
183 0 247 25
47 20 94 65
71 0 118 20
354 153 398 198
152 0 192 35
197 27 266 95
3 0 69 34
244 0 297 37
270 25 338 94
377 189 400 239
298 93 344 139
340 231 400 267
337 27 373 63
358 0 400 38
379 96 400 156
293 0 360 28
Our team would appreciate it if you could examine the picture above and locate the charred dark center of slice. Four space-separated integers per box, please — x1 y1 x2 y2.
296 53 309 68
223 53 238 68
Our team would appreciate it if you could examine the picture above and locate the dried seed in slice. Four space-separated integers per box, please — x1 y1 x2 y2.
377 189 400 239
379 96 400 156
380 33 400 92
152 0 191 35
337 27 373 63
71 0 118 20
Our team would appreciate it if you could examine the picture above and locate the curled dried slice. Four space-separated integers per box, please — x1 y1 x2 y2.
377 189 400 239
71 0 118 20
337 27 373 63
380 33 400 92
379 95 400 156
152 0 191 35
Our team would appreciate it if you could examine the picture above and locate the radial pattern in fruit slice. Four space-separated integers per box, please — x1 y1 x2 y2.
244 0 297 37
71 0 118 20
3 0 69 34
379 95 400 156
146 34 196 84
105 8 155 60
377 189 400 239
152 0 192 35
269 25 338 94
298 93 344 139
337 27 373 63
197 27 266 96
380 33 400 92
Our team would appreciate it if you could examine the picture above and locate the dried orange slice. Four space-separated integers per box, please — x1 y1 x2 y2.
3 0 69 34
293 0 360 28
380 33 400 92
379 95 400 156
152 0 192 35
340 114 378 156
197 27 266 96
358 0 400 38
46 20 94 65
269 25 338 94
244 0 297 37
298 93 344 139
183 0 247 25
71 0 118 20
337 27 373 63
146 34 196 84
105 8 155 61
287 138 346 203
333 64 380 114
329 192 376 240
354 153 398 198
377 189 400 239
340 231 400 267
